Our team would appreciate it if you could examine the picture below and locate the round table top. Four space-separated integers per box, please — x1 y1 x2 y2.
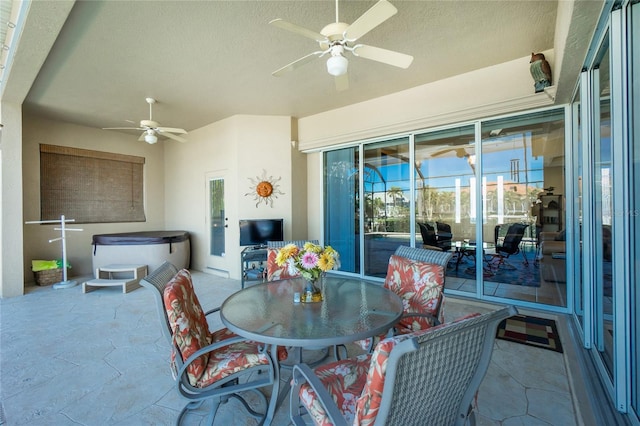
220 276 404 347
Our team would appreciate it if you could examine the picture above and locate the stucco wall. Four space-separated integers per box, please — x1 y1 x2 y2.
1 102 25 297
297 52 555 150
19 113 300 286
22 115 166 281
163 114 298 280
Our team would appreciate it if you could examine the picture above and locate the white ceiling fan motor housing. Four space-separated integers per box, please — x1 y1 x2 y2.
327 45 348 76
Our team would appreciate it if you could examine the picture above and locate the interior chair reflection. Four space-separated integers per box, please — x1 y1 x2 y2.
488 223 529 272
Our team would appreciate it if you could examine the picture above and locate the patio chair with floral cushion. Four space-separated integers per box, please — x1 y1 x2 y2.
354 246 454 352
290 305 518 426
266 240 319 282
141 262 285 425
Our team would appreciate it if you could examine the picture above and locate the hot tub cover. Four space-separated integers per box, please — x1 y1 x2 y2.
92 231 189 246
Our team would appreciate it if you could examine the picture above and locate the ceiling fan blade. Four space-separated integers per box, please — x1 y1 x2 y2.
159 131 187 143
343 0 397 42
272 51 324 76
103 127 144 131
138 133 147 142
269 19 326 42
335 73 349 91
156 126 187 134
352 44 413 68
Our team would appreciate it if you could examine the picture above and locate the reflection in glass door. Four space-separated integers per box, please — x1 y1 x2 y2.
593 41 614 378
573 88 585 327
414 126 476 294
481 110 566 306
362 138 411 278
209 178 225 256
324 148 359 274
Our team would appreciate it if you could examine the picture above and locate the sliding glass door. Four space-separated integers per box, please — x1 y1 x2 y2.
414 126 475 294
362 138 411 278
592 38 615 379
323 108 568 309
481 110 566 306
324 148 359 274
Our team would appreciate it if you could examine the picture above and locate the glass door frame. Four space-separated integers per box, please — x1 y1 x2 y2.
610 4 631 413
577 2 632 413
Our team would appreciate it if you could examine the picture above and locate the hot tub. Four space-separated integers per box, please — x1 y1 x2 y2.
92 231 190 274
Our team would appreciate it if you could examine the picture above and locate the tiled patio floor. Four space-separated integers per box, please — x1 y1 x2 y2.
0 271 591 425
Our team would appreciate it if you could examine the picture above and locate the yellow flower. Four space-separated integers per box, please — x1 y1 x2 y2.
303 242 322 253
275 244 298 266
317 252 335 271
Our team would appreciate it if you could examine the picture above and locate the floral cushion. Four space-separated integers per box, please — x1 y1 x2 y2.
164 269 285 387
385 254 445 329
266 247 301 281
355 255 445 350
195 338 273 388
164 269 213 385
298 354 372 426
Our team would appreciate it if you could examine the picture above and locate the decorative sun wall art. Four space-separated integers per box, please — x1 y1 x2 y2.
245 170 284 208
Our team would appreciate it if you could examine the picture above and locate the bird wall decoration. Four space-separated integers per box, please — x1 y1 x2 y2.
529 52 552 93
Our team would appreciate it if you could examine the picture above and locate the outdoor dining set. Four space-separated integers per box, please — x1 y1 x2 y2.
141 243 517 426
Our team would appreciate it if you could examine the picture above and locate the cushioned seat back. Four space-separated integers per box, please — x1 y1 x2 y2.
435 221 453 250
385 254 446 329
356 307 517 425
140 261 179 345
497 223 528 254
417 222 438 247
163 269 212 386
394 245 453 269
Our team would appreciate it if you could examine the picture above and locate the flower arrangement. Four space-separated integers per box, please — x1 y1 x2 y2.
275 242 340 283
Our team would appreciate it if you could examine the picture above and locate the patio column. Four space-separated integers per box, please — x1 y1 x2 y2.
0 101 25 297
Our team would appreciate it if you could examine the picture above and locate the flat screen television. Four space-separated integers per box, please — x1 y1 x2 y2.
239 219 284 247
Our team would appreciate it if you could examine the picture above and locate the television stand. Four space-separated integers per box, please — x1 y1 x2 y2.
240 246 268 289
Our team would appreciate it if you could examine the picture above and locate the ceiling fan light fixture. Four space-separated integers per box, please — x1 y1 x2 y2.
326 54 348 76
144 133 158 144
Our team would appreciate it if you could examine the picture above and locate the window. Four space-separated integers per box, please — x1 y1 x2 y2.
40 144 145 223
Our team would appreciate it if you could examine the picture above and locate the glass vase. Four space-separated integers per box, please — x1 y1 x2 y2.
301 276 323 303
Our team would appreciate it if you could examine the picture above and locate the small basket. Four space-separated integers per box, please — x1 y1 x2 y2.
33 268 66 286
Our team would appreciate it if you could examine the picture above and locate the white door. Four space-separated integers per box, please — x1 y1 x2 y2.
206 172 231 276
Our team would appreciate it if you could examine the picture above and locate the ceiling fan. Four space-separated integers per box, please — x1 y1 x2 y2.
270 0 413 91
103 98 187 144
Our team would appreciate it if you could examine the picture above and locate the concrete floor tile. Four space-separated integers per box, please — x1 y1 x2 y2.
502 415 554 425
526 387 576 426
491 340 570 393
4 360 120 424
0 271 586 425
477 362 528 421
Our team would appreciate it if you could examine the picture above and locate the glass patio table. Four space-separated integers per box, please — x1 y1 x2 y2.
220 275 403 425
453 240 496 269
